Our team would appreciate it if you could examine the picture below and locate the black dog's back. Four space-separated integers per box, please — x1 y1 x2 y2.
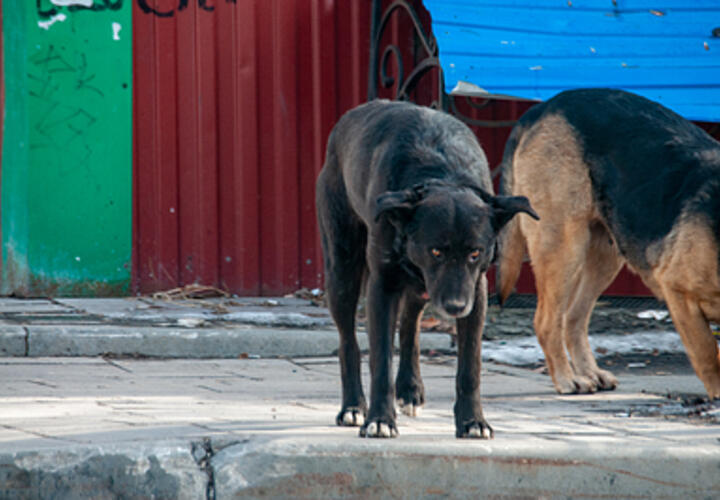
325 100 492 224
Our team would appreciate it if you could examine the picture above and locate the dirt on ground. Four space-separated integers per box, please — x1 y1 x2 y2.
482 304 674 340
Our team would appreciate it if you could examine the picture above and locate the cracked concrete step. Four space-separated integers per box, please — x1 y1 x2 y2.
1 442 209 500
213 436 720 498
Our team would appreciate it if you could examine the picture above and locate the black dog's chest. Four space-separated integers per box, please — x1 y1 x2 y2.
398 256 425 289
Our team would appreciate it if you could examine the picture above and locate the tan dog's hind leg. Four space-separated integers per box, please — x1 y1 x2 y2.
511 115 602 393
563 223 623 391
528 219 599 393
650 219 720 399
663 290 720 398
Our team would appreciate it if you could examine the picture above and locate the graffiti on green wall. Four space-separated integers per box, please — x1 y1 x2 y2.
2 1 132 296
135 0 236 17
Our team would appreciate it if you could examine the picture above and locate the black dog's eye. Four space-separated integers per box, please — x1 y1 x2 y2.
468 249 481 263
431 248 443 259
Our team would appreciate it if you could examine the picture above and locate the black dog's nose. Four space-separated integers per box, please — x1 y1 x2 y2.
443 300 468 317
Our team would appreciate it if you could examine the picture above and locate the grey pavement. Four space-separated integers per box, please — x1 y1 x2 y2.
0 296 719 499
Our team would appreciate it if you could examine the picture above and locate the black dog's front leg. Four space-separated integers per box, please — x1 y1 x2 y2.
454 275 493 439
396 290 427 417
360 274 400 438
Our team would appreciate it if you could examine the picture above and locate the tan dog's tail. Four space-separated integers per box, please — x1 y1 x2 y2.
497 216 526 306
496 120 528 306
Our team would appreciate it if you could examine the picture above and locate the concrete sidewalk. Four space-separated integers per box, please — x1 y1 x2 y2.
0 296 719 499
1 356 718 499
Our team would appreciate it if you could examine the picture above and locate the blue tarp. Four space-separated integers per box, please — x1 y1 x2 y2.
424 1 720 122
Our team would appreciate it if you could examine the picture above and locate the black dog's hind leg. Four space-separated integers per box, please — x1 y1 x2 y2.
396 291 427 417
454 275 493 439
360 274 401 437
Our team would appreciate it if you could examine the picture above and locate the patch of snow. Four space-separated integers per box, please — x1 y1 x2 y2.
481 331 686 367
177 317 206 328
637 310 670 321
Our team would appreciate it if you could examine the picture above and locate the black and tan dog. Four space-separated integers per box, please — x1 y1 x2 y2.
498 88 720 398
316 100 537 438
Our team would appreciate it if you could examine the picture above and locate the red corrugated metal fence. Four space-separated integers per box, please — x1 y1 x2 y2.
133 0 370 295
133 1 717 297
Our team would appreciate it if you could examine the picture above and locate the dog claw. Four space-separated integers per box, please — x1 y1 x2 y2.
337 408 366 427
555 375 597 394
360 420 398 438
342 412 364 427
556 368 618 394
458 421 493 439
397 399 422 417
593 368 618 391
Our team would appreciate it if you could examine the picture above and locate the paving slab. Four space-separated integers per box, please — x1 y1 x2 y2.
0 356 718 499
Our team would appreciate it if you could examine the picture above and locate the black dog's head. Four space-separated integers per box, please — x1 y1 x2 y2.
375 182 538 318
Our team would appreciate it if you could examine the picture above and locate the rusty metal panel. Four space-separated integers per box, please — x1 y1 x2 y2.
132 0 371 296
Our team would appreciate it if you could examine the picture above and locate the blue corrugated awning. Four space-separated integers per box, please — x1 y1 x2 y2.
423 1 720 122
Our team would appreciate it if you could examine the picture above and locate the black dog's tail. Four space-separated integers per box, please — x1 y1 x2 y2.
496 117 530 306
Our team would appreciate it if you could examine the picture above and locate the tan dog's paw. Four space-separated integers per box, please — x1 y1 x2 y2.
554 374 598 394
588 367 618 391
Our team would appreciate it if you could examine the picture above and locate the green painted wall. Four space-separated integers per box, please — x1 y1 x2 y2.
2 1 132 296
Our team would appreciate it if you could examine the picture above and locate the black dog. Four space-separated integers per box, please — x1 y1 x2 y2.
316 100 537 438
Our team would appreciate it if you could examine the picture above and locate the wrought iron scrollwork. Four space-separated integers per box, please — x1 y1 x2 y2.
368 0 518 128
368 0 445 110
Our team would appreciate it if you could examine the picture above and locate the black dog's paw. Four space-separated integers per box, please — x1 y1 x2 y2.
336 406 366 427
396 378 425 417
456 419 493 439
359 417 398 438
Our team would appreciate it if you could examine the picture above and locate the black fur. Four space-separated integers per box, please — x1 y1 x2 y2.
316 100 536 438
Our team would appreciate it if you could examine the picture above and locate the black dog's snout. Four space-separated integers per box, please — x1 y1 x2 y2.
443 299 468 317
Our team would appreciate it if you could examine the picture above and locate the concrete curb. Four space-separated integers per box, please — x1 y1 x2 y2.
0 326 27 356
4 433 718 500
213 436 720 499
0 325 453 359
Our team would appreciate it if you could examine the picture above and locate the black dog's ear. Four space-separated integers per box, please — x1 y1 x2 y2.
374 189 418 226
490 195 539 230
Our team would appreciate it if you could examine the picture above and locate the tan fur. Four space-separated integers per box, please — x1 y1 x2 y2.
500 115 720 398
644 218 720 397
497 216 525 304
